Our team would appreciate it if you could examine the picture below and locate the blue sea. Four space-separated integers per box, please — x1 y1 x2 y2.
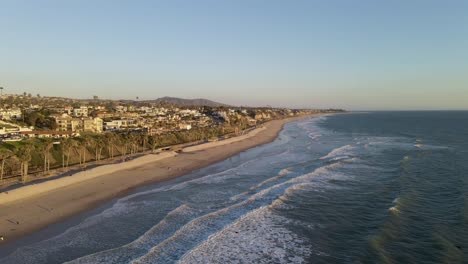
1 111 467 263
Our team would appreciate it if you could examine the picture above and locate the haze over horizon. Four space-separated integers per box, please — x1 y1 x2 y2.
1 0 467 110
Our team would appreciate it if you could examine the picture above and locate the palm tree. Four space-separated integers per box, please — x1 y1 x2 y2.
104 133 116 159
120 133 132 160
140 133 149 152
15 144 34 183
129 134 137 154
0 148 13 182
80 135 93 167
61 138 75 168
94 137 104 161
40 139 54 174
60 138 67 168
148 135 160 153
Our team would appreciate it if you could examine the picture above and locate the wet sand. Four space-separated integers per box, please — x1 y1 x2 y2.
0 115 315 244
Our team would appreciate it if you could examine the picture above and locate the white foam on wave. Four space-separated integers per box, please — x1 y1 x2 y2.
179 206 312 264
41 159 347 264
66 204 200 264
284 182 318 193
250 168 292 190
269 164 348 211
151 148 291 194
0 198 144 264
269 196 290 210
229 168 293 202
414 143 449 150
308 132 322 140
296 115 329 134
388 206 400 215
361 136 449 152
130 162 346 263
164 159 257 190
271 183 321 211
3 116 352 264
290 163 343 184
320 144 354 160
361 136 424 153
7 158 349 264
19 195 145 252
50 150 299 263
114 158 258 205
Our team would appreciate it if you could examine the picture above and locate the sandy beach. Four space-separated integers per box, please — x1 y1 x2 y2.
0 115 315 244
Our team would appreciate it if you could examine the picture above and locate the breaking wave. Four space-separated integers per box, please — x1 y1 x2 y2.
179 207 312 264
320 144 354 160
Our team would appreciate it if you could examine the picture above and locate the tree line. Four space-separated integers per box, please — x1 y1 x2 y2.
0 125 239 184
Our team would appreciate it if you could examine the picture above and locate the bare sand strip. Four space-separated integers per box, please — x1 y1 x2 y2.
0 115 315 244
183 126 266 152
0 152 177 205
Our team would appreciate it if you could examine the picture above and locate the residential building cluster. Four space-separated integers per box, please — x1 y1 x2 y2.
0 93 338 142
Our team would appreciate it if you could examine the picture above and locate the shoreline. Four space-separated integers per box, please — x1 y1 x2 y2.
0 114 317 246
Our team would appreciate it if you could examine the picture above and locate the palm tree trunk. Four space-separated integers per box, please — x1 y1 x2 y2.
25 162 28 179
83 149 86 165
1 159 4 182
66 150 71 167
20 161 24 182
22 162 28 183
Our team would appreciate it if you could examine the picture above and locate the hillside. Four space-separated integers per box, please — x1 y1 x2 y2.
143 97 230 107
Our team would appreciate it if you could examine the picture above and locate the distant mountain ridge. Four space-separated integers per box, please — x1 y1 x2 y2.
143 96 230 107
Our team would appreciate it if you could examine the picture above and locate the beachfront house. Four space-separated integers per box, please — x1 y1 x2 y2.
55 114 103 133
83 117 104 133
55 114 81 132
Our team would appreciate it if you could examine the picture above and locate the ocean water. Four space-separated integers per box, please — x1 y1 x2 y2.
1 111 467 264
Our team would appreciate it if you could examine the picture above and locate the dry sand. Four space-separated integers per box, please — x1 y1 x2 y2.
0 115 315 244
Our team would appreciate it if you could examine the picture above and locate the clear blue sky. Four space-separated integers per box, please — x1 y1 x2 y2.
1 0 467 110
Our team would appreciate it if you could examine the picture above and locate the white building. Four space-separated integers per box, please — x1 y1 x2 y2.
179 123 192 130
83 117 103 133
115 105 128 113
104 119 135 130
0 126 32 135
73 106 89 117
0 108 22 120
215 111 229 121
55 114 81 132
178 109 202 117
55 114 103 133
